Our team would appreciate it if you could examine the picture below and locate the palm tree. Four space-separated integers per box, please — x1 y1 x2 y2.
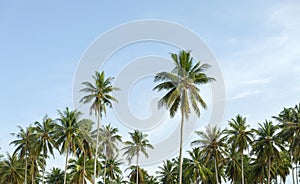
45 167 65 184
122 130 154 184
191 125 227 184
10 126 35 184
0 153 24 184
274 104 300 184
185 147 212 183
225 114 253 184
252 120 284 184
126 165 149 184
68 155 94 184
153 50 215 184
55 107 84 184
156 160 177 184
80 71 119 183
101 155 122 182
34 115 56 184
98 124 122 183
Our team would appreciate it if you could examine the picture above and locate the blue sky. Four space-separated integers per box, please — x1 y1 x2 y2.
1 0 300 179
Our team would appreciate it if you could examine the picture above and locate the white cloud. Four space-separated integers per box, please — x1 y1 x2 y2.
229 90 263 101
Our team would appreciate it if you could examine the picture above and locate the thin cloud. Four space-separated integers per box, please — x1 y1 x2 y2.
229 90 263 101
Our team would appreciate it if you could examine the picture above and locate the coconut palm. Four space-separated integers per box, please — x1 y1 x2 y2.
80 71 119 183
274 104 300 184
252 120 284 184
45 167 65 184
225 114 253 184
98 124 122 183
122 130 154 184
34 115 56 184
156 160 177 184
126 165 149 184
101 155 122 182
68 155 94 184
191 125 227 184
185 147 212 183
153 50 215 184
55 107 84 184
10 126 35 184
0 153 24 184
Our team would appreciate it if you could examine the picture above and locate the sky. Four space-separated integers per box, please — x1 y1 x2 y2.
1 0 300 181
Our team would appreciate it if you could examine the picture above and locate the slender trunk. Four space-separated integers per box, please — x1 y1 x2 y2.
296 163 299 184
179 111 184 184
64 147 69 184
241 150 244 184
291 150 295 184
31 159 34 184
83 153 86 184
136 152 139 184
214 158 219 184
103 146 107 184
94 114 101 184
268 156 271 184
42 149 46 184
25 155 28 184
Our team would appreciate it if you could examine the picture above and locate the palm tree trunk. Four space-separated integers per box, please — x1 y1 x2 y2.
268 156 271 184
94 113 101 184
103 145 107 184
296 163 299 184
64 147 69 184
83 153 86 184
179 111 184 184
214 158 219 184
25 156 28 184
136 152 139 184
32 160 34 184
291 150 295 184
241 150 244 184
42 150 46 184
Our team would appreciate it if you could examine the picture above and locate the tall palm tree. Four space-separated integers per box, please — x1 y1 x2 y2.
45 167 65 184
224 145 242 183
0 153 24 184
55 107 84 184
80 71 119 183
191 125 227 184
153 50 215 184
156 160 177 184
10 126 35 184
122 130 154 184
252 120 284 184
225 114 253 184
34 115 56 184
98 124 122 184
274 104 300 184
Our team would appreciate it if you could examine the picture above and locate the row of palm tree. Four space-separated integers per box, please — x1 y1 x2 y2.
1 50 300 183
2 107 300 184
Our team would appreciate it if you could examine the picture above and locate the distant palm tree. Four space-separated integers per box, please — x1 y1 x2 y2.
101 155 122 182
80 71 119 184
186 147 212 183
156 160 177 184
122 130 153 184
153 50 215 184
0 153 24 184
126 165 148 184
34 115 56 184
191 125 227 184
55 107 84 184
68 155 94 184
98 124 122 183
225 114 253 184
10 126 35 184
252 120 284 184
45 167 65 184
